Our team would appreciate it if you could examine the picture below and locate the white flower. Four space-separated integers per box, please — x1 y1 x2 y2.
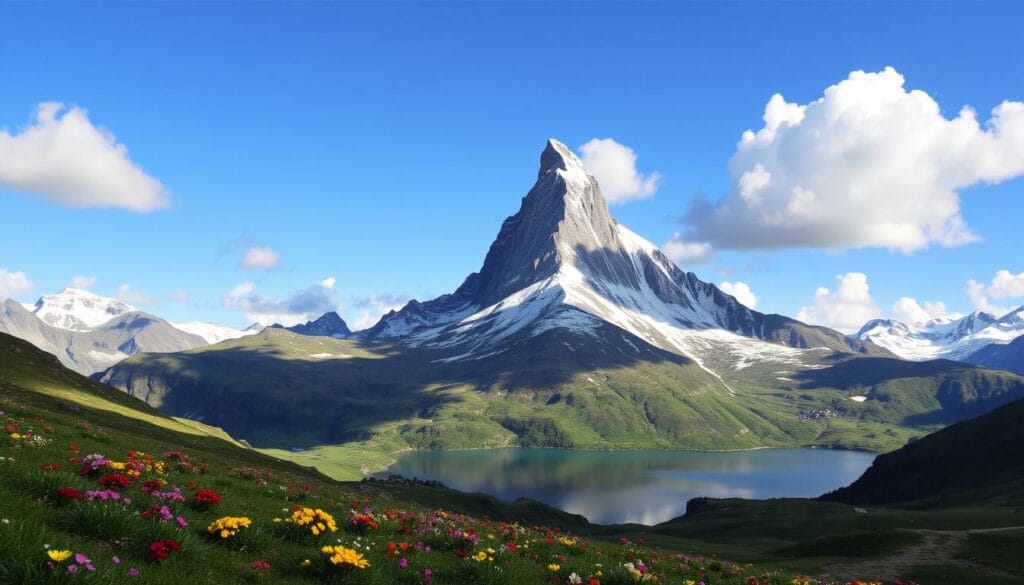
568 573 583 584
1 519 10 525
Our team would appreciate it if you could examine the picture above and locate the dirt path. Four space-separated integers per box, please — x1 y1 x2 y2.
824 526 1024 582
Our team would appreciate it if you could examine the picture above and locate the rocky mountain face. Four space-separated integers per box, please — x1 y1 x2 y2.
272 311 351 338
362 139 886 366
0 299 207 375
855 306 1024 362
965 333 1024 375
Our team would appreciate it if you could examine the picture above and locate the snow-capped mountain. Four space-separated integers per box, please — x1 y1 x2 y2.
855 307 1024 361
173 321 257 345
362 139 884 370
30 288 135 331
1 299 207 375
271 312 351 338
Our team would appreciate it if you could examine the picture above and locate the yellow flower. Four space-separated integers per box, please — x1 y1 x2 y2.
207 516 251 538
321 545 369 569
107 461 126 470
299 559 311 569
473 551 488 562
48 550 73 562
284 507 337 535
548 564 561 572
9 433 21 440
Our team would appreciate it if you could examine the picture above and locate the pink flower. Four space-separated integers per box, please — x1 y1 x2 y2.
398 557 408 568
128 567 140 577
176 516 188 527
75 553 90 565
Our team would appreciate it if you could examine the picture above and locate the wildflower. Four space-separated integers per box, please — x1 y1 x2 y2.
55 487 82 502
67 565 78 574
568 573 583 584
299 559 312 569
398 557 408 568
549 564 561 572
112 556 121 565
75 553 90 565
99 473 130 489
281 507 336 535
424 568 433 581
321 544 369 569
128 567 140 577
48 550 72 562
194 489 221 507
148 539 181 561
251 560 272 571
474 551 488 561
207 516 251 538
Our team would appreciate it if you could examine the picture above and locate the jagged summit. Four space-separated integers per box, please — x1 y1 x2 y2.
273 311 351 339
363 139 881 363
855 308 1024 361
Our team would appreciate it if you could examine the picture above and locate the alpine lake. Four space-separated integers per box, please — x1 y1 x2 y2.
378 448 875 525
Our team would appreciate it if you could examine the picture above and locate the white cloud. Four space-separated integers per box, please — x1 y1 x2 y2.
796 272 883 333
683 67 1024 253
320 276 336 289
351 294 410 330
222 279 338 327
579 138 662 204
719 281 758 309
891 297 948 324
0 103 169 211
117 284 155 305
168 289 190 302
69 275 96 289
239 246 280 270
0 269 33 298
662 233 713 265
966 269 1024 316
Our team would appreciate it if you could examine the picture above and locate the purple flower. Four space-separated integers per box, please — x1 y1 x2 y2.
67 565 78 574
86 564 96 572
129 567 140 577
176 516 188 527
75 553 90 564
398 557 408 568
112 556 121 565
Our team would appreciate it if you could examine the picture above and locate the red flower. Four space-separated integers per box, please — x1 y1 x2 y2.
40 463 61 472
99 473 130 489
148 539 181 561
55 486 82 501
194 489 221 506
250 560 271 571
141 480 162 492
454 549 469 558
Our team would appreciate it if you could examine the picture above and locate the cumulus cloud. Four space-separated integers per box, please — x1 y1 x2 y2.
117 284 155 305
966 269 1024 316
891 297 948 324
69 275 96 289
662 233 713 265
579 138 662 204
239 246 280 270
0 103 169 211
796 272 883 333
222 279 339 327
682 67 1024 253
719 281 758 309
0 269 34 298
351 294 411 330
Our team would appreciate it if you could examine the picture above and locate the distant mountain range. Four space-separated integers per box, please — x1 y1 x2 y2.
0 288 261 374
97 140 1024 456
271 311 351 338
854 307 1024 373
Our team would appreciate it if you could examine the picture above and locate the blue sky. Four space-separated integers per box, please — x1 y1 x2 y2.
2 2 1023 331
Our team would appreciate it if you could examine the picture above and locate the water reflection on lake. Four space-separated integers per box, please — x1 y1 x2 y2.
378 448 875 525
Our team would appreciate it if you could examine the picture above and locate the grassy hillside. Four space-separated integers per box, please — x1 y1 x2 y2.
822 397 1024 507
2 330 910 585
99 327 1024 480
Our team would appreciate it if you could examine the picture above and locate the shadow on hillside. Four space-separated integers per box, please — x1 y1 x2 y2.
103 318 696 449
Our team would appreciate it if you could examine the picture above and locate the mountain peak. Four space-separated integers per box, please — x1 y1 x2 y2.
538 138 585 177
31 288 135 331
